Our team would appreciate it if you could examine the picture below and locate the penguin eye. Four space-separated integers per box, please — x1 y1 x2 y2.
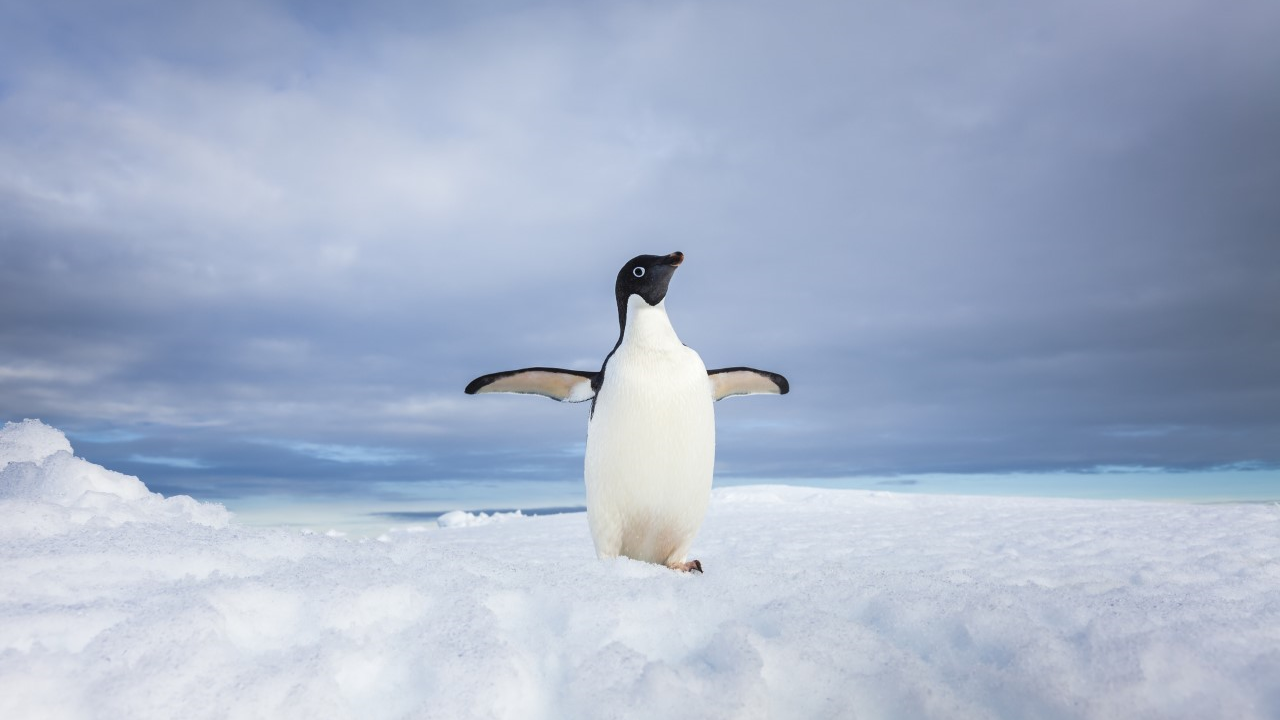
632 267 645 278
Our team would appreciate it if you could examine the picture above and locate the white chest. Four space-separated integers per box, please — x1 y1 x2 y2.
583 297 716 563
594 297 713 424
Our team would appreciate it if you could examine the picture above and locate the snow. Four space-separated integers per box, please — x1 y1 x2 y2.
0 419 230 537
2 419 1279 719
436 509 526 528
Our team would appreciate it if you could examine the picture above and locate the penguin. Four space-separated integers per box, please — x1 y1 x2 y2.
465 252 788 572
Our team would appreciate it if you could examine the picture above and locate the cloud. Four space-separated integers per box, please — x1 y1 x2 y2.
66 429 148 444
128 454 214 470
254 439 420 466
1 0 1277 503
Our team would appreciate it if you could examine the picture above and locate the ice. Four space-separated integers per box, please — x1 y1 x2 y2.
0 418 74 469
436 509 526 528
1 420 1278 719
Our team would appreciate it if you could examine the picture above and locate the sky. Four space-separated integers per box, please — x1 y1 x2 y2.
2 0 1278 514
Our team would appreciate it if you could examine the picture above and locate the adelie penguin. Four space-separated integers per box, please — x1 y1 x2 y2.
465 252 788 573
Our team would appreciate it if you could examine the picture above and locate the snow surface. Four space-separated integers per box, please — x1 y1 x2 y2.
2 419 1279 720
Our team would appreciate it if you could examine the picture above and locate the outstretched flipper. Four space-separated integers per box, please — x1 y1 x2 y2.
465 367 598 403
708 367 789 401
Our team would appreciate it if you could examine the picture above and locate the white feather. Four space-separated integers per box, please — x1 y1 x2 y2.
584 296 716 565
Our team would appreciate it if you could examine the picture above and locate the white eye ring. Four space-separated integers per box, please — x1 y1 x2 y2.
632 267 645 278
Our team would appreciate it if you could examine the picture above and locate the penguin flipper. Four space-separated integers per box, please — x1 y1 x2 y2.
708 367 790 401
465 367 597 403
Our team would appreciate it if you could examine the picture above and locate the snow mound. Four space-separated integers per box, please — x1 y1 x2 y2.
437 509 526 528
0 419 230 535
0 418 75 469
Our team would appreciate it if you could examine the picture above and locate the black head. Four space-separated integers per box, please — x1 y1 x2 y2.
615 251 684 308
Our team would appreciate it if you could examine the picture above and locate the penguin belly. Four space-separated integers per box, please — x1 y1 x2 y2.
584 342 716 565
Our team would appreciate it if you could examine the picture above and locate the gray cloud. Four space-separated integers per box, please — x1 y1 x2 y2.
2 0 1277 503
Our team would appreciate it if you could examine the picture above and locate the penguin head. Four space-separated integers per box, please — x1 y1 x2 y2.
615 251 684 306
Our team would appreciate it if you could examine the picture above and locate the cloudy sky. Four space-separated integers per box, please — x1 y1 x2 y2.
2 0 1277 513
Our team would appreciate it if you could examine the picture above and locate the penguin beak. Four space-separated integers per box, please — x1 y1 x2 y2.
664 251 684 267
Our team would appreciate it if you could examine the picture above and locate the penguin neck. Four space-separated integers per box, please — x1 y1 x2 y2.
619 294 681 350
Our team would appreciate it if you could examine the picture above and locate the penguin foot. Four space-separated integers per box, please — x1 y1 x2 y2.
669 559 703 574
